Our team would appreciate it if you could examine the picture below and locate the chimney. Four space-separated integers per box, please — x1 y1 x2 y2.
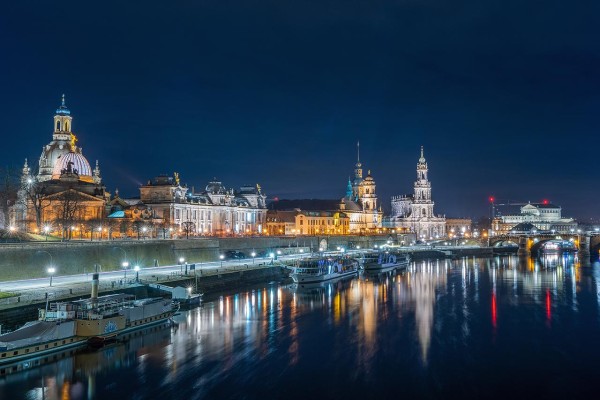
91 271 99 304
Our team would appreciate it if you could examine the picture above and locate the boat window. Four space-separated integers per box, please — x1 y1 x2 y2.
13 351 18 355
1 353 5 358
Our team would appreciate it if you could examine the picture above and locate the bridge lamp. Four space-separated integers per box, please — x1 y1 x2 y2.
356 245 360 250
134 265 140 282
277 250 282 255
220 254 225 267
251 252 256 264
179 257 185 264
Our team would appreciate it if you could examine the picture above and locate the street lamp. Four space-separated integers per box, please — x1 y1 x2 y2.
269 252 274 263
251 252 256 264
134 265 140 282
47 266 56 287
44 225 50 241
122 261 129 281
220 254 224 267
179 257 185 274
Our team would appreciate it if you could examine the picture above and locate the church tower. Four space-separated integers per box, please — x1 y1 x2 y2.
411 146 434 218
352 142 363 199
39 95 80 181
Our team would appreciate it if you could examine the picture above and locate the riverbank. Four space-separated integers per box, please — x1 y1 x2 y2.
0 264 289 331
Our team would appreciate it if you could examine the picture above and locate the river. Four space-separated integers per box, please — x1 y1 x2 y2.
1 254 599 399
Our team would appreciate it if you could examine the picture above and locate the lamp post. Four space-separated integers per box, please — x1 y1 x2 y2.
122 261 129 281
134 265 140 282
219 254 224 268
179 257 185 274
44 225 50 241
113 247 128 271
251 252 256 264
269 252 274 264
47 266 56 287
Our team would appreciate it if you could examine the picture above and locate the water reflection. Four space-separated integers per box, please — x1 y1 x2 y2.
2 255 600 399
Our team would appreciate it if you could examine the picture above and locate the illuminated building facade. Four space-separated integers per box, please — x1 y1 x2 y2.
492 202 577 233
12 96 110 237
386 147 446 239
137 174 267 236
339 143 382 233
265 209 349 235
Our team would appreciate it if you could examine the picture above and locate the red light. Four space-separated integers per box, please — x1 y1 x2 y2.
489 196 495 203
543 199 549 205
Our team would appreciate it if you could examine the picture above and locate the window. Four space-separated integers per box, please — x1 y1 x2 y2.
56 121 60 130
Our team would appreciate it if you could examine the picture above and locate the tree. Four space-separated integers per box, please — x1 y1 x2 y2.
0 166 19 229
19 174 53 232
181 221 195 239
50 189 84 240
132 220 145 240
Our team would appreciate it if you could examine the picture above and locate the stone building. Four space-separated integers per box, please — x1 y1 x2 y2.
265 209 349 236
135 174 267 236
339 143 382 233
12 96 110 237
385 147 446 239
492 202 577 234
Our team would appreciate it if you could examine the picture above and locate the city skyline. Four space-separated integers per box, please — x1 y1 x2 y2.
1 1 598 219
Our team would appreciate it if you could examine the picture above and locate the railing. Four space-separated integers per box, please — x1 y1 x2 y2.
0 261 286 308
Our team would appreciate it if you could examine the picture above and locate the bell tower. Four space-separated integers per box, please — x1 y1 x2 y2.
53 94 73 141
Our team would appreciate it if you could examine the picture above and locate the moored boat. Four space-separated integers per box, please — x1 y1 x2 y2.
363 252 410 272
0 272 178 372
289 256 360 284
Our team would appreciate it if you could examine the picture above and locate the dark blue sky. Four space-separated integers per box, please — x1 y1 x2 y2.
1 1 599 219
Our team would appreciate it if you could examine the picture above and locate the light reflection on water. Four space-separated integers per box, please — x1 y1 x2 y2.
2 255 600 399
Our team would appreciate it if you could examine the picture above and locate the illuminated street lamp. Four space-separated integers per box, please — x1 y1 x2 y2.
134 265 140 282
269 252 274 263
47 266 56 287
44 225 50 241
251 251 256 264
122 261 129 280
179 257 185 274
220 254 225 267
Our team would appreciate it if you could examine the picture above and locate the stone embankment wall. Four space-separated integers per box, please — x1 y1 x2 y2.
0 236 382 281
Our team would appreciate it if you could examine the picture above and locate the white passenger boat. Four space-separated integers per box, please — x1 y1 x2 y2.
290 256 360 284
363 252 410 272
0 272 178 373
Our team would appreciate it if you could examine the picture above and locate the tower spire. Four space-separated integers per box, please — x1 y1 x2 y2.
357 141 360 163
61 94 65 107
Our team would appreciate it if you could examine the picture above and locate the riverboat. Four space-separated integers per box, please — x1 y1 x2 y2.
363 252 410 272
0 272 178 371
289 256 360 284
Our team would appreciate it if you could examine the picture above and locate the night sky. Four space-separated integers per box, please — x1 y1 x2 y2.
1 1 599 219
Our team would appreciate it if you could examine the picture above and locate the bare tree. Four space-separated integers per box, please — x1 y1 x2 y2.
181 221 195 239
88 218 104 241
132 220 145 240
51 189 84 240
19 175 52 231
0 166 19 229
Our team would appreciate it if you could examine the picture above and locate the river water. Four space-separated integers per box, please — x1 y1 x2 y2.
1 255 600 400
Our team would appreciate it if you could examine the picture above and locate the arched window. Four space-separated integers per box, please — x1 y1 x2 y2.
56 121 60 131
65 121 69 131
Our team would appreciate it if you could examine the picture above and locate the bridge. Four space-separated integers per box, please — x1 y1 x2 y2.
489 232 600 259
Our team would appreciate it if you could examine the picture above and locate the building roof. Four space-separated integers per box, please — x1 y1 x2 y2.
510 222 540 232
269 199 341 211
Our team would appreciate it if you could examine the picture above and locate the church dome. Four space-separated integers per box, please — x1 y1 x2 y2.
52 151 93 182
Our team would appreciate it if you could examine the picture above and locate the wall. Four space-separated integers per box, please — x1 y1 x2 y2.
0 235 389 281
